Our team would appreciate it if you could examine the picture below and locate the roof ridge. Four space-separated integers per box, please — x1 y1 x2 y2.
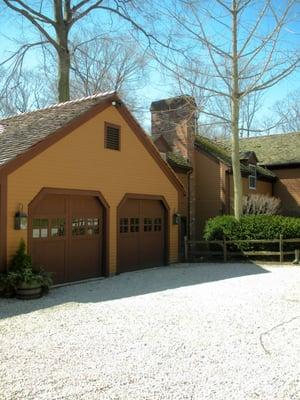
238 132 300 140
0 91 116 123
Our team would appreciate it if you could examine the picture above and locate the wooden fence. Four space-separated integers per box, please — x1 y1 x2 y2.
184 234 300 263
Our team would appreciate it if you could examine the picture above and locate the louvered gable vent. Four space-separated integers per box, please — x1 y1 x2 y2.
105 124 120 150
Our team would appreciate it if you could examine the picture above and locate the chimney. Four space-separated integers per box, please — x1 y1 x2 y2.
151 95 198 243
150 95 198 159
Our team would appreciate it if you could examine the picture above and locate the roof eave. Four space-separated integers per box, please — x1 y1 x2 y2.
262 162 300 169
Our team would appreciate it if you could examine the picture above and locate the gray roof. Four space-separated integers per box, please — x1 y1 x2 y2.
195 136 276 179
218 132 300 166
0 91 116 167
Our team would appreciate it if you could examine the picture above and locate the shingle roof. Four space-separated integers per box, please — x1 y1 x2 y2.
218 132 300 166
0 91 116 166
195 136 276 179
167 152 192 170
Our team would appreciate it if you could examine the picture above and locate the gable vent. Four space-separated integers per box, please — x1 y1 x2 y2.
105 124 120 150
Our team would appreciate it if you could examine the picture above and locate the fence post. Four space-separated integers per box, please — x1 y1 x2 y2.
279 234 283 263
293 249 300 265
223 236 227 262
184 236 188 261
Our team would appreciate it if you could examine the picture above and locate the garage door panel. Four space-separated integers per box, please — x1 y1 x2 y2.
31 194 67 215
68 238 101 281
30 193 104 284
118 198 166 273
118 236 140 271
31 240 65 284
69 196 103 216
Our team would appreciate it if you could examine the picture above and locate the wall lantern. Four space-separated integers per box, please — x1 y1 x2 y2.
173 212 181 225
14 204 28 230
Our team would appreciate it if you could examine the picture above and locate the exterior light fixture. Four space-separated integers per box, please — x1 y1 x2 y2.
14 204 28 230
173 212 181 225
111 100 122 107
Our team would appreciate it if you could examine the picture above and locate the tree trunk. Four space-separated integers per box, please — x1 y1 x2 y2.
55 0 71 103
231 0 243 220
57 46 70 102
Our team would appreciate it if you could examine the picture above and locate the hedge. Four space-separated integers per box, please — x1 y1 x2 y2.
203 215 300 251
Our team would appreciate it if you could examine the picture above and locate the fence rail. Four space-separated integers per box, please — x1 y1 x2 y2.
184 234 300 263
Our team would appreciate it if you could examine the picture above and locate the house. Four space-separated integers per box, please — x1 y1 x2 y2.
219 133 300 217
0 92 184 284
151 96 296 241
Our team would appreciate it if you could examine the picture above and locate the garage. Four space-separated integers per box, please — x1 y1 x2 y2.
0 93 182 278
118 196 167 273
28 190 105 284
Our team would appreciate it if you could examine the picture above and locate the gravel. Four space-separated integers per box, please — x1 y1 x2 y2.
0 262 299 400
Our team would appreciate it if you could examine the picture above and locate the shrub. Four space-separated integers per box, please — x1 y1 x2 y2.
10 238 33 272
0 240 53 297
203 214 300 251
243 194 281 215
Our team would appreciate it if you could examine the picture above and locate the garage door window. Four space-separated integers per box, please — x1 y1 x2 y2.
32 218 48 238
144 218 152 232
154 218 162 231
51 218 65 237
120 218 129 233
72 218 85 235
130 218 139 232
87 218 100 235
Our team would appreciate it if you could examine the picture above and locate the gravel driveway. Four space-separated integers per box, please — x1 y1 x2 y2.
0 262 299 400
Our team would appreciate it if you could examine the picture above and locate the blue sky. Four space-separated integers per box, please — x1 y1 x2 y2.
0 1 300 132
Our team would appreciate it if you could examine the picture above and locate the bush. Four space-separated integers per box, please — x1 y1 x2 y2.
203 214 300 251
243 194 281 215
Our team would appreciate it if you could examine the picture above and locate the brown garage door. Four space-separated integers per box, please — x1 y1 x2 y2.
29 193 103 284
118 198 165 273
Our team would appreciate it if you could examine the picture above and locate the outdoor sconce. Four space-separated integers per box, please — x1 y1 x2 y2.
173 212 181 225
14 204 28 230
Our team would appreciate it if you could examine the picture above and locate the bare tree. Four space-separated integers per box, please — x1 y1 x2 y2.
172 60 264 138
69 33 148 114
0 68 50 117
1 0 151 103
155 0 300 219
272 88 300 132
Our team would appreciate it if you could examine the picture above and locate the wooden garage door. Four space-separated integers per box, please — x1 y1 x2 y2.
29 194 103 284
118 198 165 273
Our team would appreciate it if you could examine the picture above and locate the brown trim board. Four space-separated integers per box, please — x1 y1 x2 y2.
0 174 7 272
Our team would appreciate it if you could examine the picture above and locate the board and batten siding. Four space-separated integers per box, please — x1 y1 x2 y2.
6 105 179 274
194 150 222 237
175 171 189 218
273 168 300 216
228 175 273 214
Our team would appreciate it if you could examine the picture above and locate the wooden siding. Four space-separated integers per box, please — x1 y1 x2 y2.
176 172 189 217
194 150 221 238
6 106 179 274
273 168 300 216
228 175 273 213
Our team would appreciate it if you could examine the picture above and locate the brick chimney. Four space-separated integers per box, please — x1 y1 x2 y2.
151 95 198 243
150 95 197 160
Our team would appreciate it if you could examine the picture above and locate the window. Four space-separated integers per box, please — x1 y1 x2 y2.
120 218 129 233
105 123 120 150
130 218 139 233
154 218 162 232
51 218 65 237
249 164 257 190
144 218 152 232
32 219 48 238
87 218 100 235
72 218 86 235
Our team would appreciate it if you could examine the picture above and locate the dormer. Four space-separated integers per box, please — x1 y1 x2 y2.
240 151 258 166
